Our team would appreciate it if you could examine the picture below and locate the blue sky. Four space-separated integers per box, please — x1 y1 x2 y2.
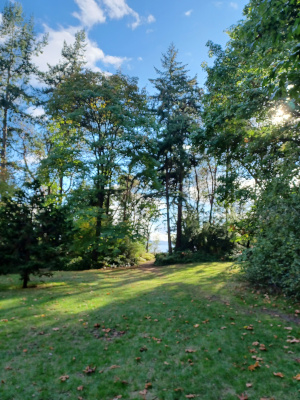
18 0 248 91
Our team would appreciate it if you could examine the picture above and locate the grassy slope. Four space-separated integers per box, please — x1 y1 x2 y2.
0 262 299 400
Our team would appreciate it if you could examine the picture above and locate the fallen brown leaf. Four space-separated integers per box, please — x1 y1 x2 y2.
59 375 69 382
185 349 196 353
293 374 300 380
77 386 84 391
83 366 96 374
273 372 284 378
248 361 260 371
246 383 252 388
244 325 253 330
109 365 120 370
145 382 152 389
186 395 196 398
287 338 300 343
237 394 248 400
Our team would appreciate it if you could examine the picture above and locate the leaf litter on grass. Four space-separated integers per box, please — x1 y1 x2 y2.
0 263 299 400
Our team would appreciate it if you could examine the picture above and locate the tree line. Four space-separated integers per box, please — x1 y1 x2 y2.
0 0 299 297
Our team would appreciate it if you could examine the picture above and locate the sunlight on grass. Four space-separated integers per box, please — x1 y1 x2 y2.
0 262 299 400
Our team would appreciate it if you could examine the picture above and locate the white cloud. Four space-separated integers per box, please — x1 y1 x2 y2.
146 28 154 34
72 0 155 30
147 14 156 23
184 9 193 17
102 0 136 20
26 106 45 117
33 24 128 73
213 1 223 7
73 0 106 27
229 2 238 9
138 57 143 61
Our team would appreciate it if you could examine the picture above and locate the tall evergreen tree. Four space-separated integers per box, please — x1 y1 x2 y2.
0 1 46 192
150 44 201 253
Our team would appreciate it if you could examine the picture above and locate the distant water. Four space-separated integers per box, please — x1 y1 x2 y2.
150 240 168 253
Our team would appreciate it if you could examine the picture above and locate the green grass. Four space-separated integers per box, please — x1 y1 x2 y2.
0 262 299 400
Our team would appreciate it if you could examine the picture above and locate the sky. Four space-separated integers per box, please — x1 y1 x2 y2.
17 0 248 91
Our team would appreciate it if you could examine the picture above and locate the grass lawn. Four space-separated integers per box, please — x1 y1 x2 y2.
0 262 299 400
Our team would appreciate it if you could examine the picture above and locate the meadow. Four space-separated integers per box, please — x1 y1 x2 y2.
0 262 299 400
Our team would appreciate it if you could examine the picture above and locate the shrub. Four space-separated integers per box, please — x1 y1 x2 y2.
238 179 300 299
154 250 217 266
0 183 73 287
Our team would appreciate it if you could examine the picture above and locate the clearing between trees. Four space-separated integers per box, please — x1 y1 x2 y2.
0 262 299 400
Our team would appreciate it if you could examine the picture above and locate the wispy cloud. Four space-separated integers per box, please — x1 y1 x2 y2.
73 0 155 30
184 9 193 17
213 1 223 7
229 2 238 9
73 0 106 27
147 14 156 24
138 57 143 61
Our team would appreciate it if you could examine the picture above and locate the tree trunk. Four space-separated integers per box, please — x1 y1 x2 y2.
59 175 63 196
22 271 29 289
1 108 8 178
175 173 183 250
165 164 172 255
106 191 110 216
93 182 105 265
1 66 10 181
195 167 200 218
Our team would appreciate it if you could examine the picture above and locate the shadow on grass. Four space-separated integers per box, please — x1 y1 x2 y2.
0 264 299 400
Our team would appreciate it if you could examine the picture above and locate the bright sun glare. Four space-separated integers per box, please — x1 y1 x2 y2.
272 107 290 125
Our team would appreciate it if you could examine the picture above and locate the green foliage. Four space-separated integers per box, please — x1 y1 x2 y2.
239 178 300 299
0 182 73 287
154 250 217 266
198 0 300 298
150 44 202 252
0 1 47 190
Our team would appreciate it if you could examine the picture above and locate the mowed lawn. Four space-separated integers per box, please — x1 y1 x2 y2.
0 263 299 400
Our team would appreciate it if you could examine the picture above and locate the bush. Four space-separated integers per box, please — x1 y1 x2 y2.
0 183 73 287
181 211 236 257
239 180 300 299
154 250 218 266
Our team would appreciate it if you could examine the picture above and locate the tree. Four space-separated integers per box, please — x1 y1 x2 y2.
199 0 300 296
0 182 73 288
150 44 201 253
48 70 151 266
0 1 46 192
